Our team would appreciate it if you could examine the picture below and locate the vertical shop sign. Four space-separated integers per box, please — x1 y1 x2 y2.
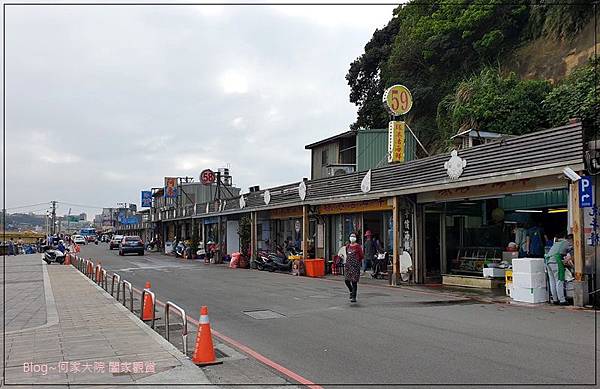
387 121 406 163
403 210 412 252
164 177 177 198
141 191 152 207
590 204 599 246
317 223 324 249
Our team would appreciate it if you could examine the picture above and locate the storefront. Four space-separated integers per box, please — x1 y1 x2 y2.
268 207 305 252
319 199 394 263
418 176 571 285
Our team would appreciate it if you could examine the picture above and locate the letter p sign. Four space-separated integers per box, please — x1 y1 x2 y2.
579 176 593 208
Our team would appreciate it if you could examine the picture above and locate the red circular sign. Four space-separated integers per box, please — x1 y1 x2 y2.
200 169 216 185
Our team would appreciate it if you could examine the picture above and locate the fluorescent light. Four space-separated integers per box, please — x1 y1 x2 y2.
515 209 543 213
548 209 568 214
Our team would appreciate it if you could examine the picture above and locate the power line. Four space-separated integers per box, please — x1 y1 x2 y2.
5 202 50 211
57 201 107 210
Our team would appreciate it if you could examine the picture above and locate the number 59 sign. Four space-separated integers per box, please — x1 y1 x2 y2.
383 85 413 116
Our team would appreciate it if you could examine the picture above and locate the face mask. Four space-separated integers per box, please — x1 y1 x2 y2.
349 237 357 243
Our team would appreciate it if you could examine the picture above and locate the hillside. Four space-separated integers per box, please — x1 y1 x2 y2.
346 1 598 154
512 18 598 83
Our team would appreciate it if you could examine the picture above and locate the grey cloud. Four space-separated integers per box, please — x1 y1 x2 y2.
5 5 395 216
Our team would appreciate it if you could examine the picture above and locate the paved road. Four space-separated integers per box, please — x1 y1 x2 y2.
80 244 598 386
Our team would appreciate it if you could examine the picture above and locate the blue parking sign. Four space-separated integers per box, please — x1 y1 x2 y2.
579 176 593 208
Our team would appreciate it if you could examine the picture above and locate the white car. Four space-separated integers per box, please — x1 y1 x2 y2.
73 235 86 245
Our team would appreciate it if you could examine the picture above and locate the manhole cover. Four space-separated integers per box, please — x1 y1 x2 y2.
243 310 285 320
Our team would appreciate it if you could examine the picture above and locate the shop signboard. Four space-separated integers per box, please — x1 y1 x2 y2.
382 84 413 116
578 176 592 208
269 206 303 219
164 177 177 198
387 121 406 163
318 199 392 215
141 191 152 207
417 176 564 203
200 169 216 185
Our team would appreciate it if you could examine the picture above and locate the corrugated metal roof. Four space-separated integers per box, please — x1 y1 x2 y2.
304 130 355 149
166 121 584 219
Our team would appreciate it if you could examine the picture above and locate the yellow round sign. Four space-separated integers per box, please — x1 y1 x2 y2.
383 85 413 116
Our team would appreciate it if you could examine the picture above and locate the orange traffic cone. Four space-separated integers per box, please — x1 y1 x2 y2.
142 281 154 321
192 306 222 366
64 254 71 266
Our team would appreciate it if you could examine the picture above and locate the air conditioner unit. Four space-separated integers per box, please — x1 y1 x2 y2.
326 165 355 177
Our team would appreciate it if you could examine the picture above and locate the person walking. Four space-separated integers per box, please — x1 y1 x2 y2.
7 238 15 256
362 230 379 275
545 233 573 306
344 233 364 303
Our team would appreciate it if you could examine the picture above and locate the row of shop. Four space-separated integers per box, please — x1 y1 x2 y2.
117 121 596 301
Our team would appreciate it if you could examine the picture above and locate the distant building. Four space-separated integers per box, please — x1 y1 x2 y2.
450 129 510 150
79 213 87 221
305 128 417 180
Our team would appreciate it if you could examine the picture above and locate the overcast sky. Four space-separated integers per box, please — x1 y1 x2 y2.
4 3 397 218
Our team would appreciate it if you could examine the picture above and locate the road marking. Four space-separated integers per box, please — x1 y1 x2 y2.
132 285 323 389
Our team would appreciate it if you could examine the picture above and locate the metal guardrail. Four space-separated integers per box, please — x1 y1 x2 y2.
140 289 156 329
164 301 188 355
111 273 121 297
121 280 134 313
101 269 108 290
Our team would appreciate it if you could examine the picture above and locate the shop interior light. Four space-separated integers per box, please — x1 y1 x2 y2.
548 209 568 214
515 209 543 213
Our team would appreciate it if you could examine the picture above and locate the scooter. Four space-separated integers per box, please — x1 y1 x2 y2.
262 252 292 272
42 246 66 265
175 242 186 258
254 251 270 271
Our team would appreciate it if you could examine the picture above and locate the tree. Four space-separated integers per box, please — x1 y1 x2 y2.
346 9 401 131
544 57 600 130
438 67 551 142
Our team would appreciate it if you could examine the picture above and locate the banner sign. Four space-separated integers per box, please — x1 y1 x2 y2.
388 121 406 163
141 191 152 207
164 177 177 198
67 215 79 222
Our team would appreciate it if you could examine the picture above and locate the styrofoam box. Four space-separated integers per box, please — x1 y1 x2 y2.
512 258 545 274
483 268 506 278
502 251 519 261
511 286 547 304
512 271 546 288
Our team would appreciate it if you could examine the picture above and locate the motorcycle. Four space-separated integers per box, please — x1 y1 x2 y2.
42 246 66 265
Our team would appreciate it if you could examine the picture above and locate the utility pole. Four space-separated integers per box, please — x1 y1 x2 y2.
50 201 57 235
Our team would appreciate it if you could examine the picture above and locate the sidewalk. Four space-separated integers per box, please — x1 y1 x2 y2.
3 254 212 388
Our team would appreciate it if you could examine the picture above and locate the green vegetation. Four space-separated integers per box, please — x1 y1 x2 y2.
347 0 597 154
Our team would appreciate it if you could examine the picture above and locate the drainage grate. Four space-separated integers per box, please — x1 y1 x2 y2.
243 309 285 320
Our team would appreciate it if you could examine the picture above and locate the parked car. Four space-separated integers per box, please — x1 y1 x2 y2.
109 235 124 250
72 235 86 245
119 236 144 256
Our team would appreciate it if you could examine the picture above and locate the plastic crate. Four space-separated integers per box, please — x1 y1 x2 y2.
505 270 513 296
304 259 325 277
